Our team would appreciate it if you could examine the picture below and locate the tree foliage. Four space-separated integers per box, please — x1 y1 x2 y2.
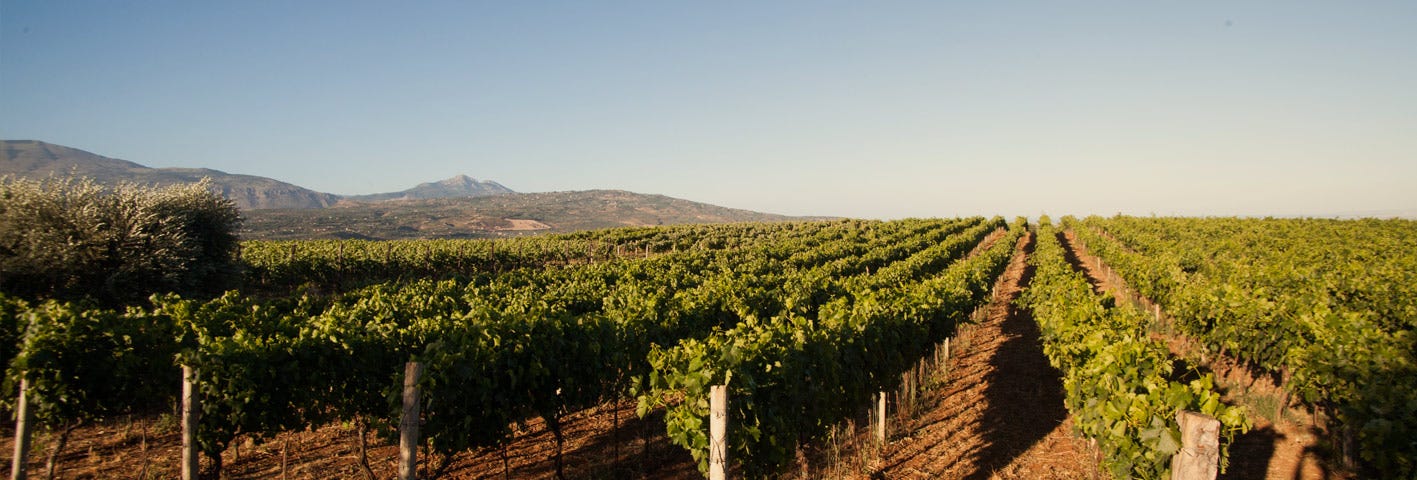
0 175 242 305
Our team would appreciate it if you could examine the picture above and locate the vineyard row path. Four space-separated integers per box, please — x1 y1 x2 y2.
863 231 1105 480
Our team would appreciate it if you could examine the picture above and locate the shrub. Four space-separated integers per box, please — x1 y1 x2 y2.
0 175 242 305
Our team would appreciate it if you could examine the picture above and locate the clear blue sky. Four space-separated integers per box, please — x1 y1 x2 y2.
4 1 1415 218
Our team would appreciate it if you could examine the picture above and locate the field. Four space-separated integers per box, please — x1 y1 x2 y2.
2 216 1413 479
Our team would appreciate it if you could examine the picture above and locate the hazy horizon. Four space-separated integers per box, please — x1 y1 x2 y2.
4 2 1415 219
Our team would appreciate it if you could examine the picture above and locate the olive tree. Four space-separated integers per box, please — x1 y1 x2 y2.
0 175 242 305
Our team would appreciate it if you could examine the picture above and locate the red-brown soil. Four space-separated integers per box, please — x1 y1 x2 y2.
1 399 697 479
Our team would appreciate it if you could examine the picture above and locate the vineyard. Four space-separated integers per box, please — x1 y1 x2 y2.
1 214 1414 479
1068 216 1417 478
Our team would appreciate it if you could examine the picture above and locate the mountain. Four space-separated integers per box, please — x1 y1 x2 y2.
1 140 340 209
1 140 516 209
241 190 811 240
2 140 817 238
345 174 514 202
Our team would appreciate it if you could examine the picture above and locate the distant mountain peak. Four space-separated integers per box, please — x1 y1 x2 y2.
431 174 481 188
347 175 515 203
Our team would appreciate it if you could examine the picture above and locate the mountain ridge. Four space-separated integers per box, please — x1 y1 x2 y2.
1 139 515 209
2 140 817 239
1 140 342 209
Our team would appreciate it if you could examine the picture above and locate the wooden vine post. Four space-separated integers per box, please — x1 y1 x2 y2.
944 337 951 379
11 378 34 480
708 385 729 480
874 391 887 445
181 366 200 480
1170 410 1221 480
334 242 348 288
399 362 424 480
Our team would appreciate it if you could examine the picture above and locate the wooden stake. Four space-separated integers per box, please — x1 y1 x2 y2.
910 367 917 411
944 338 951 380
337 243 345 283
281 439 289 480
709 385 729 480
400 362 424 480
914 364 920 406
933 345 941 376
181 366 199 480
640 409 649 477
1342 425 1358 470
11 378 33 480
1277 366 1292 422
875 392 887 445
917 361 925 397
1170 410 1221 480
901 372 910 416
613 402 620 463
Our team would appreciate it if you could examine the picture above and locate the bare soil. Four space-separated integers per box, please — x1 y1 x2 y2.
1058 229 1349 480
1 400 697 480
498 219 552 231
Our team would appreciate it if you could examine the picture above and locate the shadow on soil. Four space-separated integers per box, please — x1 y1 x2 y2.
453 405 698 480
1219 425 1278 480
1055 231 1104 293
959 233 1070 480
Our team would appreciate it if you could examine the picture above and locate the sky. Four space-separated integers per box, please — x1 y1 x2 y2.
3 1 1415 219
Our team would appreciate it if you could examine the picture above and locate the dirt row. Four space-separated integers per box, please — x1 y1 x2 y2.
1056 229 1346 480
862 231 1103 480
0 399 699 479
